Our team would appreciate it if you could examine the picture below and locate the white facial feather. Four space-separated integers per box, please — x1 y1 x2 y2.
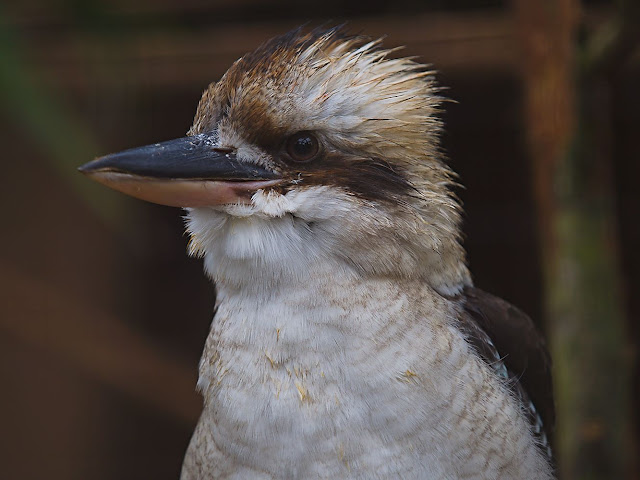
186 182 467 295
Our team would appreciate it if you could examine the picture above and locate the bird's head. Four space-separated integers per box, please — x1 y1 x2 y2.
80 27 470 293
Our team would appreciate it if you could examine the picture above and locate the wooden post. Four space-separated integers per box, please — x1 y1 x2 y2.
513 0 633 478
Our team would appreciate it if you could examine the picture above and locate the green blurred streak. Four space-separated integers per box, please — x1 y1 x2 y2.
0 9 124 227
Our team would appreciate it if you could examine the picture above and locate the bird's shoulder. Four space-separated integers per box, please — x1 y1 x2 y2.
449 285 555 458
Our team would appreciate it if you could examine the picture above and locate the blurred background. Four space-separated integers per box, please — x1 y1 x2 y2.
1 0 638 479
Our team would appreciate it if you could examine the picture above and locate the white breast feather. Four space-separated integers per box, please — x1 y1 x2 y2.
180 189 553 480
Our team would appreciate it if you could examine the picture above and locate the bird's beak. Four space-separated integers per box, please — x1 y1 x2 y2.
78 134 282 207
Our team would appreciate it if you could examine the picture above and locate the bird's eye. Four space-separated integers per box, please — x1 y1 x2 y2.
286 132 320 162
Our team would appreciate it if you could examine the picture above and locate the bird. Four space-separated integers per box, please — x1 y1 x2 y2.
80 27 555 480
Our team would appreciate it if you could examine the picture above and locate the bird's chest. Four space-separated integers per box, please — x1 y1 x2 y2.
185 281 548 480
192 283 464 478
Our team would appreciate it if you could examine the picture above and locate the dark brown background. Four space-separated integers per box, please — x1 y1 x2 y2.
1 1 638 479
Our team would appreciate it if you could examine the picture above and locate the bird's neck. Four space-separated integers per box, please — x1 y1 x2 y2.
186 191 471 296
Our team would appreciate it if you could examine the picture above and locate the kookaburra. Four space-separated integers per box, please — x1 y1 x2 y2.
80 27 555 479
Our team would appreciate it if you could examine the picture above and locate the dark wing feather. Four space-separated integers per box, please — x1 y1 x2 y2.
454 286 555 458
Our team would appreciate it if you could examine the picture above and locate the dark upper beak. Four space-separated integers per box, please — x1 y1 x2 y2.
78 134 282 207
79 133 279 180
